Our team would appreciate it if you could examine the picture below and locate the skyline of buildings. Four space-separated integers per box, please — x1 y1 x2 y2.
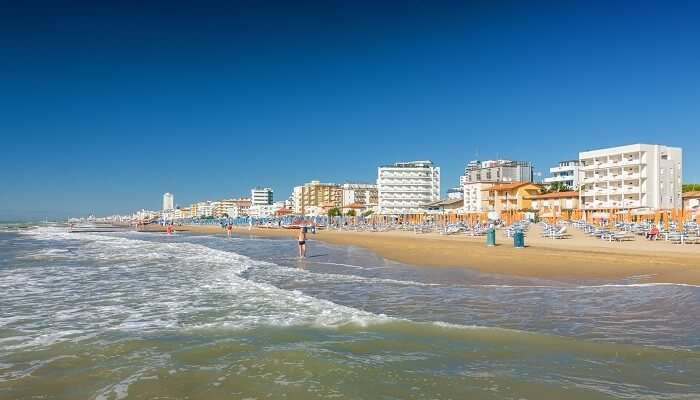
103 143 689 222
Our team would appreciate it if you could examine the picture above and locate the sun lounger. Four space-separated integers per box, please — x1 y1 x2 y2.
612 232 635 242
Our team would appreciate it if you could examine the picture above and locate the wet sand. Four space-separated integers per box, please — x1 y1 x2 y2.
142 224 700 284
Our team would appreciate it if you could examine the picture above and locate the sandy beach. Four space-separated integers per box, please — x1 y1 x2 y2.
141 224 700 284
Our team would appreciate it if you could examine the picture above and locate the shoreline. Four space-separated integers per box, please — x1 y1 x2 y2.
141 224 700 285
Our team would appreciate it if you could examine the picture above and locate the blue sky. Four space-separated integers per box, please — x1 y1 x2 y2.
1 0 699 219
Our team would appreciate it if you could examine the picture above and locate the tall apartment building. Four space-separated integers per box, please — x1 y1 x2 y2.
162 192 174 211
461 160 534 184
461 159 533 212
544 160 581 189
579 144 682 210
377 160 440 215
250 187 273 205
293 180 342 214
341 183 378 207
463 182 490 212
218 198 252 218
192 201 214 217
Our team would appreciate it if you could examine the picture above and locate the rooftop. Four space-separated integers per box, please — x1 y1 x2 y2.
485 182 540 191
422 198 464 207
526 190 580 200
381 160 435 168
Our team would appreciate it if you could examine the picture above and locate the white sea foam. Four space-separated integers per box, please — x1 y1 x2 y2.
4 227 392 353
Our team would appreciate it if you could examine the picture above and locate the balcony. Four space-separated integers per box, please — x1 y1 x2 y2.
620 158 642 166
622 200 641 208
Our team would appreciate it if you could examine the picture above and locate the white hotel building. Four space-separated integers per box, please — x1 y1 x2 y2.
162 192 174 211
544 160 581 189
251 187 273 205
377 160 440 215
579 144 682 210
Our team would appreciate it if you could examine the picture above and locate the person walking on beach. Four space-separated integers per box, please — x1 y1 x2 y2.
226 223 233 237
298 227 307 258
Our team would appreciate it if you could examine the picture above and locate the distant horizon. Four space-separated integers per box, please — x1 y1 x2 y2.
2 1 699 219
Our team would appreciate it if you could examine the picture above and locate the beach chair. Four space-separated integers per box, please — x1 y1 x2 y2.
549 226 569 239
612 232 634 242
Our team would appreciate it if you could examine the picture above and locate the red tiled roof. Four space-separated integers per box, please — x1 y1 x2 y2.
527 190 580 200
487 182 540 191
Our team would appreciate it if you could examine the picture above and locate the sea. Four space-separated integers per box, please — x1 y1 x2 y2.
0 224 699 399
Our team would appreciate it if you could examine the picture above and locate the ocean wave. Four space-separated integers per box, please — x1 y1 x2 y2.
4 227 392 350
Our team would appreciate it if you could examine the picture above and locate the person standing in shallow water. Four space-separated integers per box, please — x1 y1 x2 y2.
298 227 307 258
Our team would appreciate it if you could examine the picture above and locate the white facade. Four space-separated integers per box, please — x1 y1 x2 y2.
462 182 489 212
461 160 533 184
377 160 440 214
342 183 378 206
447 187 463 200
290 186 302 214
195 201 214 217
579 144 682 210
544 160 580 189
251 187 273 205
248 202 286 218
162 192 174 211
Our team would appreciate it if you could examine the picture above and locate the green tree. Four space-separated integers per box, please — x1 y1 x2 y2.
683 183 700 192
346 209 357 217
542 182 570 193
362 210 374 217
327 207 342 217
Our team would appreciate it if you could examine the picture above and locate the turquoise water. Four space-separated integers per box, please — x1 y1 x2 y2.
0 226 698 399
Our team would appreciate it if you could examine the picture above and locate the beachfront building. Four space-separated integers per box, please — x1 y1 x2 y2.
174 207 191 220
341 183 378 208
248 202 286 218
461 160 534 184
218 198 252 218
293 180 342 215
447 187 463 200
683 192 700 216
251 187 273 205
461 159 534 212
292 186 303 214
579 144 683 210
481 182 541 213
543 160 580 189
463 182 490 212
193 201 214 218
527 191 580 218
132 209 159 222
421 198 464 214
377 160 440 215
162 192 174 211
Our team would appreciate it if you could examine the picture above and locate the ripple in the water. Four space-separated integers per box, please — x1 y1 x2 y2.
0 227 698 399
